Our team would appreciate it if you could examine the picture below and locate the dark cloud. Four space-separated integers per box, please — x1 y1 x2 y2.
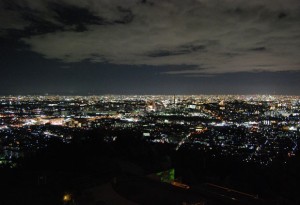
250 47 266 51
114 6 134 24
49 3 103 26
0 0 299 76
278 12 288 19
22 13 64 35
148 44 206 57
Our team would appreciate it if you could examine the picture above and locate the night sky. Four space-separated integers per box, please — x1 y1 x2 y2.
1 0 300 95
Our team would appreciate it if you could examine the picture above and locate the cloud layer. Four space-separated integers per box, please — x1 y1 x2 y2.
1 0 300 74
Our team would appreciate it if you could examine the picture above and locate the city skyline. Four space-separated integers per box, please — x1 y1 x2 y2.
1 0 300 95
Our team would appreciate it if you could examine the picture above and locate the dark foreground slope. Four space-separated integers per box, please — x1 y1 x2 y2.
1 128 300 205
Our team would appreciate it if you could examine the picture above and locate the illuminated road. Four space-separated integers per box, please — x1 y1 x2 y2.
175 133 191 151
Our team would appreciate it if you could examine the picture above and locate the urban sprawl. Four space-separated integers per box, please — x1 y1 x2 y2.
1 95 299 168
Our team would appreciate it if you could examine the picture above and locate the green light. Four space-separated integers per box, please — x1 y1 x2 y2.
156 168 175 183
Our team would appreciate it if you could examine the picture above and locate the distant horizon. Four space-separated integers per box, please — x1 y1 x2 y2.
1 93 300 97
